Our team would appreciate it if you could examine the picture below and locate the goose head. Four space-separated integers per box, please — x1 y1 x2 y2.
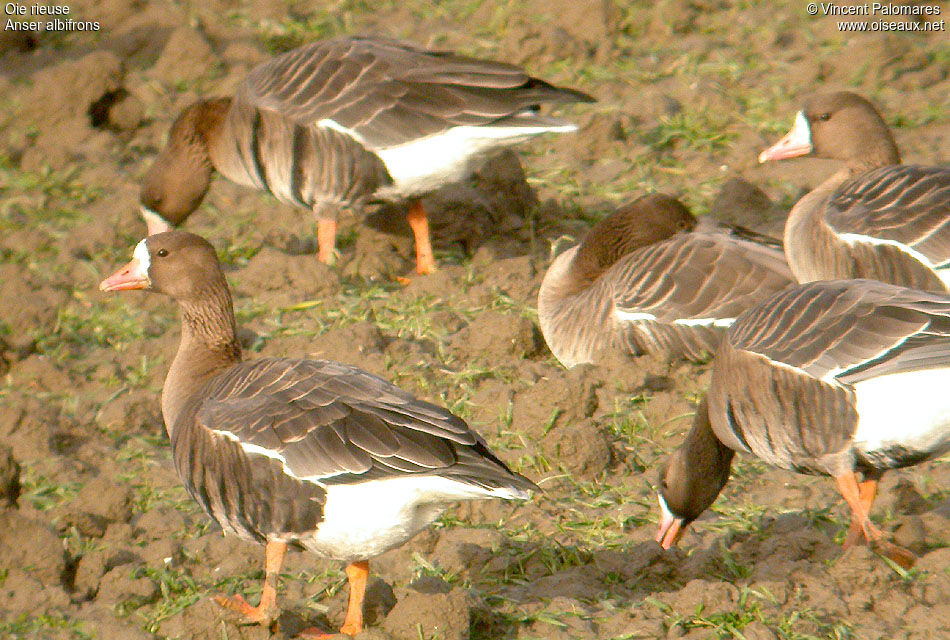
759 91 900 170
139 99 232 235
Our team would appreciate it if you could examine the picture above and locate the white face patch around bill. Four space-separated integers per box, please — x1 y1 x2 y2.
758 110 814 163
133 238 152 280
141 206 172 235
791 110 812 147
657 491 674 522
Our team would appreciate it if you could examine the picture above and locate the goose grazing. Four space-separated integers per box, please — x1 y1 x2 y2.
759 91 950 291
140 36 593 275
537 193 795 366
99 231 536 636
656 279 950 568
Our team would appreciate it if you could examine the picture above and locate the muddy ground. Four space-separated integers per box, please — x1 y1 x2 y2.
0 1 948 638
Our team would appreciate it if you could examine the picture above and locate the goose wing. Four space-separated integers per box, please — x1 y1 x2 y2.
727 279 950 385
826 165 950 268
240 36 593 149
612 228 793 326
189 358 533 492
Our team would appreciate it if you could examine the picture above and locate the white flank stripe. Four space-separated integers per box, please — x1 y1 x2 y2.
838 232 948 285
852 368 950 459
212 429 288 464
317 118 368 144
614 310 658 323
673 317 735 328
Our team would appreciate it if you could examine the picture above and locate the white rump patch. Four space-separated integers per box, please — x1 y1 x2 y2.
318 116 575 197
852 368 950 460
305 475 529 559
375 123 576 195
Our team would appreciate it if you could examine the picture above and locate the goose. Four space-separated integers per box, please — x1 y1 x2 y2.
99 231 536 636
140 35 593 275
656 279 950 568
537 193 795 366
759 91 950 291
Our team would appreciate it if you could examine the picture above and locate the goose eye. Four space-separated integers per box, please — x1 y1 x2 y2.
157 248 169 258
818 113 831 121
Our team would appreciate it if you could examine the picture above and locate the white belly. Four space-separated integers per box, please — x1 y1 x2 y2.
852 368 950 466
374 123 575 196
301 475 520 561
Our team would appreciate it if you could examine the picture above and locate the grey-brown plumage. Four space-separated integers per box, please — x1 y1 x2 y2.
140 36 594 273
240 37 592 150
714 280 950 472
99 230 535 633
657 279 950 565
173 357 535 545
537 193 794 366
761 91 950 291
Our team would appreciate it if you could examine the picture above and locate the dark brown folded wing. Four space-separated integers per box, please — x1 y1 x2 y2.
726 279 950 385
826 165 950 267
239 36 594 148
189 358 534 492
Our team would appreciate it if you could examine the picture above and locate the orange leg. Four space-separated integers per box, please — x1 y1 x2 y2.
317 218 338 265
215 540 286 625
843 476 879 549
835 473 915 569
340 561 370 636
407 201 437 275
298 560 371 639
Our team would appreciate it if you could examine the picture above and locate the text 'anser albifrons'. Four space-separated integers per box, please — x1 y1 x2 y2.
537 193 795 366
760 91 950 291
657 279 950 568
99 231 536 636
140 36 594 275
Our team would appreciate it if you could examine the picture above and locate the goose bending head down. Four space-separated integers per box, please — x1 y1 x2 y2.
139 36 594 276
656 279 950 568
759 91 950 291
537 193 794 366
99 231 537 636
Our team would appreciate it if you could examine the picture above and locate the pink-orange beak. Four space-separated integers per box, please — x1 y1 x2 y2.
100 257 149 292
656 493 687 550
759 111 813 163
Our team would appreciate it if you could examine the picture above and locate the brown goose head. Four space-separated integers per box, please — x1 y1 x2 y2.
759 91 900 170
568 193 695 291
140 98 232 235
656 398 734 549
99 231 228 303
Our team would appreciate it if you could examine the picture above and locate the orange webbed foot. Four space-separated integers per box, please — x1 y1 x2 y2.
214 592 278 625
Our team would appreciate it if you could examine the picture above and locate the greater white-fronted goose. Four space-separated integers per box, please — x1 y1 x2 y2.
537 193 795 366
759 91 950 291
141 36 593 275
99 231 536 636
656 279 950 568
